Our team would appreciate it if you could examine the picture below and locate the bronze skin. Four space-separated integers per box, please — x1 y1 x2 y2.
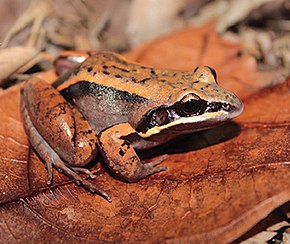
21 52 243 202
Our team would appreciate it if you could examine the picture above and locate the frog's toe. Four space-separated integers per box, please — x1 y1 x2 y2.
146 154 168 167
70 166 97 179
144 164 168 174
58 164 111 201
45 161 53 185
143 154 168 174
81 180 112 202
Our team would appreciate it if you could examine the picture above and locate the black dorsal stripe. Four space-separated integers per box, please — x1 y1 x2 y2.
60 80 148 105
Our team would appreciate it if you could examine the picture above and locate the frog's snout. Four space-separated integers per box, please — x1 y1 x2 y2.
230 95 244 118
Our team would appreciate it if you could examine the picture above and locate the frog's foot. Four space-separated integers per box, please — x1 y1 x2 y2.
69 166 97 179
49 153 111 202
141 154 168 178
22 103 112 202
45 147 111 202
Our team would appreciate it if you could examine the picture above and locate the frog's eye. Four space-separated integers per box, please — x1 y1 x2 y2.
178 94 202 115
193 66 217 84
205 66 217 81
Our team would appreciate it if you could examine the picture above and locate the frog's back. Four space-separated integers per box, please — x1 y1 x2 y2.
56 52 193 132
57 52 193 103
58 74 151 133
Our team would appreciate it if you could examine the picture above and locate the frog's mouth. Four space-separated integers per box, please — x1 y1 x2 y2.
137 101 243 138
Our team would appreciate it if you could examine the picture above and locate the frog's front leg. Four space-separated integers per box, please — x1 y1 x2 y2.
21 77 111 201
98 123 168 182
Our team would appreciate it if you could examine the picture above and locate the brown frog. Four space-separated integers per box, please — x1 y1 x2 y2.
21 51 243 202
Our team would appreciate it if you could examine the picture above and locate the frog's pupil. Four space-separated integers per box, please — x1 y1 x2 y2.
181 99 200 115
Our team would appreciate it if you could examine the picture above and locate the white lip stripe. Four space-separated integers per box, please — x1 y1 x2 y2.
137 108 242 138
138 111 226 138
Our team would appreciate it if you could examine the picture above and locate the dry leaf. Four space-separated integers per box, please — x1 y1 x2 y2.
0 46 39 85
1 0 53 48
189 0 276 32
126 0 185 46
0 24 289 243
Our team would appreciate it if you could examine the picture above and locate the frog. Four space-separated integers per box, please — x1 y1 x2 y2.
21 51 243 202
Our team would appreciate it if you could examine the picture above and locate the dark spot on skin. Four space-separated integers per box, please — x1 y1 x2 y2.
87 67 93 72
102 70 110 75
215 89 219 92
46 102 68 121
183 88 187 91
159 79 168 83
150 69 156 75
115 74 122 78
49 93 57 98
78 130 94 136
111 65 130 73
131 77 137 82
194 67 199 72
139 77 151 83
121 140 131 149
119 149 125 156
206 84 210 88
93 72 97 76
173 73 177 77
109 53 130 66
102 65 108 69
201 87 204 90
193 80 199 84
41 86 53 92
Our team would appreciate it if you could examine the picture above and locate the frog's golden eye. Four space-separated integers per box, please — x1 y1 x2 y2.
179 94 202 115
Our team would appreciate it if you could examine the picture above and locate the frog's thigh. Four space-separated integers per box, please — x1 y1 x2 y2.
21 77 98 166
98 123 167 182
21 100 111 201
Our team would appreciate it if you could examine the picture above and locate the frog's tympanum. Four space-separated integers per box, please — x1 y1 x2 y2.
21 52 243 202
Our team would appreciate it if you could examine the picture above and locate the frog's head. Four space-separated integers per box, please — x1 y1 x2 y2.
137 66 243 138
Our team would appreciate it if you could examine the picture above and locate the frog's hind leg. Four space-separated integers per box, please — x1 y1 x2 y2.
21 101 111 202
21 77 111 201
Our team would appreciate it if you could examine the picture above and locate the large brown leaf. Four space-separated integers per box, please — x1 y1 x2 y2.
0 24 289 243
